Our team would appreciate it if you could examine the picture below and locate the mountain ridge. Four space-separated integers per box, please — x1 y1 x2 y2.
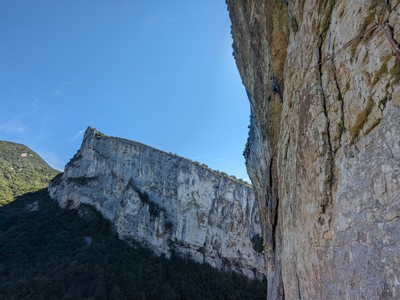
88 127 252 187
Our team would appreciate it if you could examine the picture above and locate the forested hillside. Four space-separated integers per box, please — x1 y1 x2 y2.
0 141 59 206
0 189 266 299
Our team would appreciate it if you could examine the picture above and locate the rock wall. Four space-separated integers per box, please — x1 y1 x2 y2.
227 0 400 298
49 127 266 279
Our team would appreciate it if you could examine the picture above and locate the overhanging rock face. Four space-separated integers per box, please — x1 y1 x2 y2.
227 0 400 298
49 127 266 279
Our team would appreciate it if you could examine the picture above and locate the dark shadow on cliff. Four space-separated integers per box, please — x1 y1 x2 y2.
0 189 266 299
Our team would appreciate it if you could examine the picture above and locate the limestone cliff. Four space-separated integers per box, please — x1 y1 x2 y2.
49 127 266 279
227 0 400 298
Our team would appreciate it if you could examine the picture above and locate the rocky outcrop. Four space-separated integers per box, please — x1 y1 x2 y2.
49 127 266 279
227 0 400 298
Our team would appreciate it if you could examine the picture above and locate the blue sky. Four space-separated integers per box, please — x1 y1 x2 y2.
0 1 250 181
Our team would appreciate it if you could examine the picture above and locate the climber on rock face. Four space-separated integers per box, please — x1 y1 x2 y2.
272 77 283 102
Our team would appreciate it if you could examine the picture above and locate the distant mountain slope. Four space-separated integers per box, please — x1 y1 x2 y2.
0 141 59 206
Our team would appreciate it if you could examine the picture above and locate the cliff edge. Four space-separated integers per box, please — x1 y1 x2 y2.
49 127 266 279
227 0 400 298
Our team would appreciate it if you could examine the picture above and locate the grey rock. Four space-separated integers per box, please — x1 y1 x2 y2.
227 0 400 298
49 127 266 279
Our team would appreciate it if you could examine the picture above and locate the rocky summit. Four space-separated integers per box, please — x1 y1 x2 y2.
49 127 266 279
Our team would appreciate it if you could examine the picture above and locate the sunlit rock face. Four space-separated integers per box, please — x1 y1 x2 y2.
49 127 266 279
227 0 400 298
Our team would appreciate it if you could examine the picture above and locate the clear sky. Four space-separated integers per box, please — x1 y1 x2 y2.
0 1 250 181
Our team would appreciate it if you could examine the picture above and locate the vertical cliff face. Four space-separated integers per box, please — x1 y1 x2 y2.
227 0 400 298
49 127 266 279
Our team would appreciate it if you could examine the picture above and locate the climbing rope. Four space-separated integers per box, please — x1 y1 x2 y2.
310 1 396 69
270 4 399 93
269 24 380 87
377 20 400 61
308 23 379 69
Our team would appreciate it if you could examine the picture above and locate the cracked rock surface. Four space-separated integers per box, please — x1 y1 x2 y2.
227 0 400 298
49 127 266 279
